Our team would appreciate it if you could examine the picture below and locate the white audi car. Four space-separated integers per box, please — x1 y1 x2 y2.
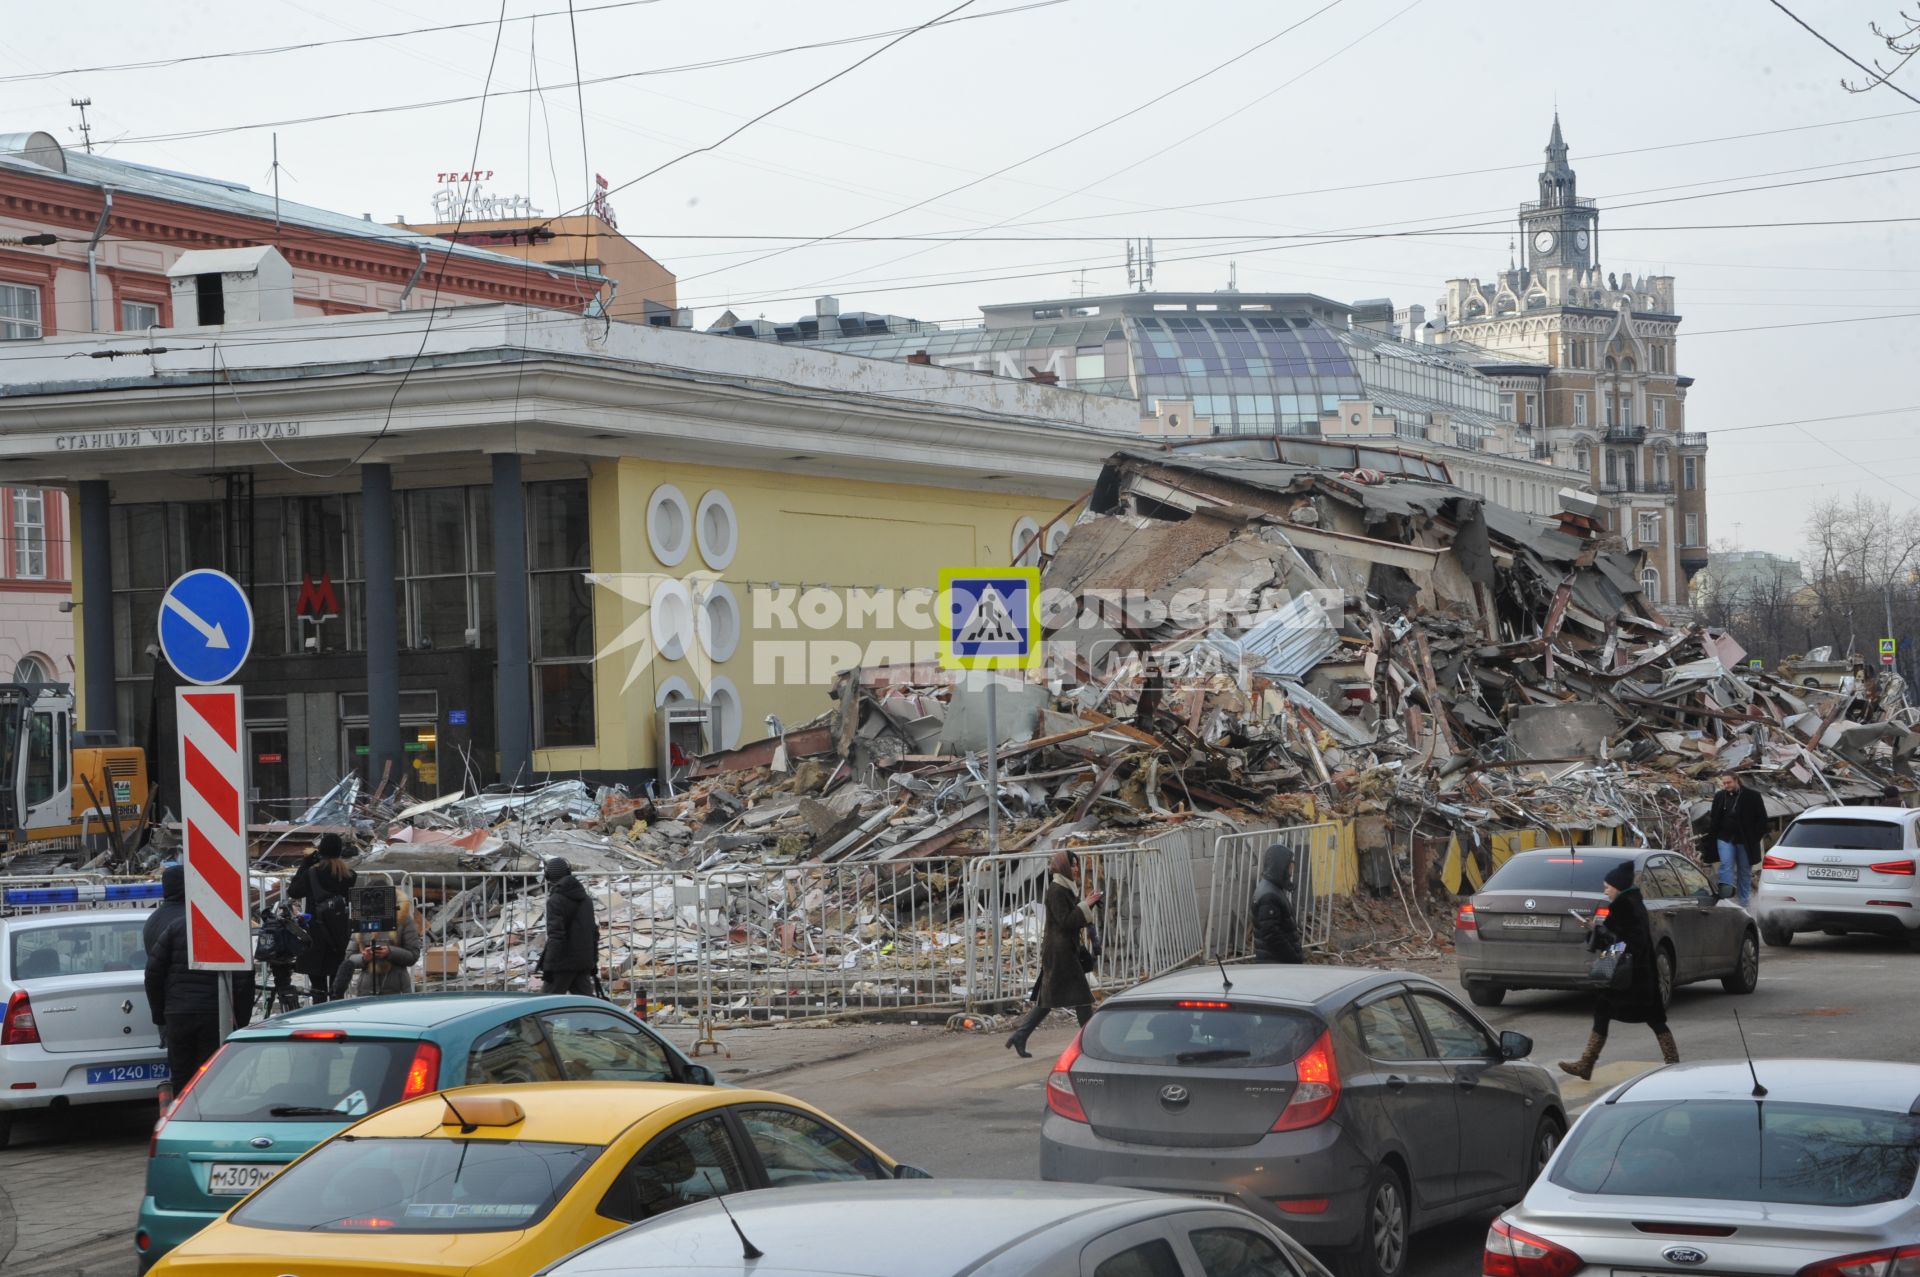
1752 806 1920 951
1491 1060 1919 1277
0 906 168 1148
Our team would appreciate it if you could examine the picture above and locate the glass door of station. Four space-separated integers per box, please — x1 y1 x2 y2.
340 691 443 796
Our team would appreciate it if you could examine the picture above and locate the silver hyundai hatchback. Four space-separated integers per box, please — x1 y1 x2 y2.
1040 966 1564 1277
1496 1059 1920 1277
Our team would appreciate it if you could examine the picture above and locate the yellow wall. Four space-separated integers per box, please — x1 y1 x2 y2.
534 458 1078 774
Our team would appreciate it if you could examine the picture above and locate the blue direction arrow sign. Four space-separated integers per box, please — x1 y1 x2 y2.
158 569 254 686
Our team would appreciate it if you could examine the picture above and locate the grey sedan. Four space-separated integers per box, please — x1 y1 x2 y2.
1039 966 1565 1277
536 1179 1337 1277
1453 847 1760 1008
1499 1059 1920 1276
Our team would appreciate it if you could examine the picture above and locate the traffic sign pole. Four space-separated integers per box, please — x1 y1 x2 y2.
177 686 252 973
985 677 1000 855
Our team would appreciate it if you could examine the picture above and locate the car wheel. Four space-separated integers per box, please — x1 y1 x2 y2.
1721 932 1760 994
1527 1113 1566 1187
1334 1164 1409 1277
1906 927 1920 954
1465 983 1506 1008
0 1112 12 1151
1760 919 1793 948
1655 946 1675 1011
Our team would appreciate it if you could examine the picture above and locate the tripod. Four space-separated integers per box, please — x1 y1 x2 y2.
256 963 306 1019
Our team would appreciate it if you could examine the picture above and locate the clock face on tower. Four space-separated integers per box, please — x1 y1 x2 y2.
1533 230 1556 255
1576 230 1590 252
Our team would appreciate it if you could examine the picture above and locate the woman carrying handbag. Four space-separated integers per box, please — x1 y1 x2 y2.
1559 860 1679 1079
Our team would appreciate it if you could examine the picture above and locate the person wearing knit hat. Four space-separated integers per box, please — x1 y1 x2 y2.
537 857 600 996
1559 858 1680 1079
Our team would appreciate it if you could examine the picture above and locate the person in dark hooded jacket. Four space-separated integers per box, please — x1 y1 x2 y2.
1559 859 1678 1079
289 833 357 1004
1251 844 1305 964
538 858 598 995
143 865 255 1085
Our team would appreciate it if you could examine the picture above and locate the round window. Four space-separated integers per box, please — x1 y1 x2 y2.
697 582 741 663
647 485 692 566
706 675 743 750
650 579 694 662
655 676 692 708
695 490 738 570
1044 523 1070 556
1012 516 1042 567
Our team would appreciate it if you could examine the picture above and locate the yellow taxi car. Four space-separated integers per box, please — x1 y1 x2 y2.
147 1081 925 1276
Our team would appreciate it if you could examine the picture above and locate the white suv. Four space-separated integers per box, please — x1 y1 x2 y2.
1753 805 1920 951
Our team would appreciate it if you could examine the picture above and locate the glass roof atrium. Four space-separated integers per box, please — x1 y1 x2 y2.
716 292 1517 438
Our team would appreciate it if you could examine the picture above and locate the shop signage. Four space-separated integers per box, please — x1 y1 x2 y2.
431 168 542 222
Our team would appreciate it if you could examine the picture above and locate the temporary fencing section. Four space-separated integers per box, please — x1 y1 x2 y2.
0 874 163 916
1200 825 1339 960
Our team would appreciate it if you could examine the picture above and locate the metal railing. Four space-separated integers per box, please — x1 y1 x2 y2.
0 874 163 917
1201 825 1339 961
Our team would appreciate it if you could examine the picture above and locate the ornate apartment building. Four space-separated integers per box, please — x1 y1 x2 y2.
1434 117 1709 608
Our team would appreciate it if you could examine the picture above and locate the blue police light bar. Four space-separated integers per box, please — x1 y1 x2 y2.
3 882 166 906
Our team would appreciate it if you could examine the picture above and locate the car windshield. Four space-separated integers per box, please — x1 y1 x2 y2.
231 1137 599 1233
171 1039 415 1123
9 919 147 978
1082 1003 1319 1068
1776 819 1906 852
1551 1099 1920 1206
1483 854 1615 893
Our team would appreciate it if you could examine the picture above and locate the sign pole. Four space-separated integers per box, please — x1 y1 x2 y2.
217 972 234 1042
985 676 1000 854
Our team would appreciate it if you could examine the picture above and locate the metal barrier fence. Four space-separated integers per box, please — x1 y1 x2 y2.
1201 824 1339 960
0 874 163 916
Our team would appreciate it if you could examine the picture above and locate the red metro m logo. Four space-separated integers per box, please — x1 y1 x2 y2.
295 574 339 620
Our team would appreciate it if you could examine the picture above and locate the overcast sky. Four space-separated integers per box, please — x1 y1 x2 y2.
5 0 1918 557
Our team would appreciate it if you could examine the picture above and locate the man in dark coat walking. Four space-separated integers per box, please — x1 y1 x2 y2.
1251 844 1304 964
538 858 599 996
1703 771 1767 906
143 865 255 1086
1559 860 1677 1078
1006 850 1102 1058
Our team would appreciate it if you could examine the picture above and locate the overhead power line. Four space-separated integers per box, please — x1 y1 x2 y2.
1767 0 1920 108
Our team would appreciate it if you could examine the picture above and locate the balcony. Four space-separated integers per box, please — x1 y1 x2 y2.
1600 480 1675 496
1679 545 1711 567
1604 425 1646 443
1677 432 1708 448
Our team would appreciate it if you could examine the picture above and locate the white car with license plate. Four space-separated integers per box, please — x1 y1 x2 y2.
1489 1060 1920 1277
0 907 168 1147
1753 806 1920 950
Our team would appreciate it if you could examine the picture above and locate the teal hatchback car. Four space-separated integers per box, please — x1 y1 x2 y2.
135 993 713 1271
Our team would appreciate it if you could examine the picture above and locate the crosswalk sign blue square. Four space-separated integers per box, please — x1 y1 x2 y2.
939 567 1040 670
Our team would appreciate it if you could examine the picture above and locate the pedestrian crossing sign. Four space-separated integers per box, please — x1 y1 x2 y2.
938 567 1041 670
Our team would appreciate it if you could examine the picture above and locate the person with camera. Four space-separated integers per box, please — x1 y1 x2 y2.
537 858 599 996
332 887 422 998
144 864 256 1084
290 833 357 1004
1005 850 1102 1059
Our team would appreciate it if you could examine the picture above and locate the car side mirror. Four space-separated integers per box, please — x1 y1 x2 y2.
1499 1030 1533 1061
893 1163 933 1180
684 1063 716 1086
1715 882 1736 900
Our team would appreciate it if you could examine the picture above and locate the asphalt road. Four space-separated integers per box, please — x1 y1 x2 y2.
2 932 1912 1277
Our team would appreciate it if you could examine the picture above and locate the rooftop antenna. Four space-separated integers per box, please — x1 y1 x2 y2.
1215 956 1234 993
704 1172 764 1260
1126 238 1155 293
71 98 94 153
271 133 282 240
1731 1008 1768 1097
1226 261 1239 292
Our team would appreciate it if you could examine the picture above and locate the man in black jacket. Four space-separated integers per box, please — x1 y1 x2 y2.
1704 771 1767 906
538 858 598 996
143 865 255 1085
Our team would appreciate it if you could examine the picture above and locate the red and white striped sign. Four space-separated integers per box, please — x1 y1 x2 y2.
176 686 251 970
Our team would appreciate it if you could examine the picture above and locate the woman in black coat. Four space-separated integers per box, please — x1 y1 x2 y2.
1559 860 1678 1078
1006 850 1102 1058
1251 844 1304 964
289 833 357 1005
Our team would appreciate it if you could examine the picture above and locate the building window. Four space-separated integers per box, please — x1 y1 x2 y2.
1073 346 1105 381
1604 355 1617 372
1573 393 1588 427
0 282 42 341
11 488 45 578
1640 566 1660 599
1683 456 1698 491
1684 512 1701 547
1574 446 1589 472
1652 397 1666 429
1638 511 1660 544
528 479 595 750
1604 396 1615 428
1653 344 1668 373
1616 395 1631 427
120 299 161 331
1499 394 1514 422
1525 393 1538 424
1655 451 1669 484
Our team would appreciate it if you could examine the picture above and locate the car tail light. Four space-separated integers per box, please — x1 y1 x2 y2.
291 1029 348 1040
151 1046 223 1157
1762 854 1798 870
1271 1029 1340 1132
1868 900 1913 908
1174 1000 1233 1009
1795 1244 1920 1277
1633 1223 1737 1237
1045 1030 1088 1123
1869 859 1915 876
1273 1198 1329 1214
400 1042 442 1099
1594 906 1610 924
1484 1217 1584 1277
1456 904 1477 931
134 1229 151 1253
1 990 39 1045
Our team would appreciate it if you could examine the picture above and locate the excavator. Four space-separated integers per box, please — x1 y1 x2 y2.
0 683 148 856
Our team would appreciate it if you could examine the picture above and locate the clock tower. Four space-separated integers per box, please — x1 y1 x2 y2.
1522 114 1596 273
